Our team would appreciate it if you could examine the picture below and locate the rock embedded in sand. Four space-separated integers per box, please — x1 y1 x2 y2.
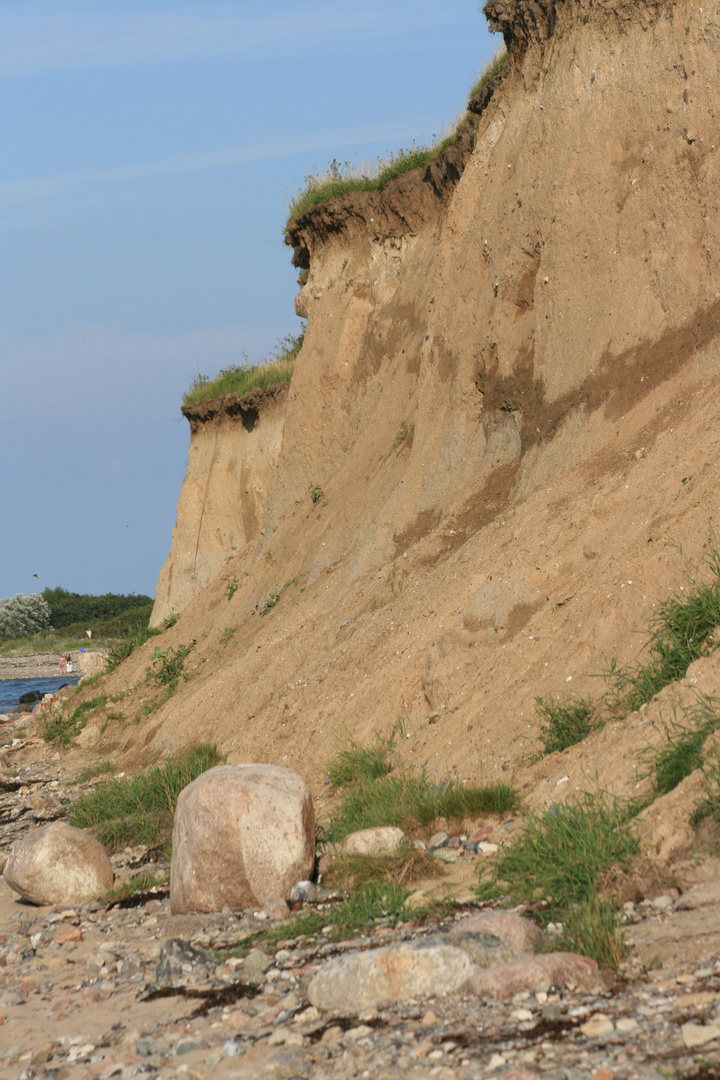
459 951 599 1000
337 826 405 856
3 820 113 907
307 940 477 1012
170 764 315 913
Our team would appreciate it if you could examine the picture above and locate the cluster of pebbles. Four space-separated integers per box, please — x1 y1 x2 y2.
0 885 719 1080
1 713 720 1080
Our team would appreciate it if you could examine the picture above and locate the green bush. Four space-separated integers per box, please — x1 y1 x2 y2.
0 593 52 639
68 743 224 853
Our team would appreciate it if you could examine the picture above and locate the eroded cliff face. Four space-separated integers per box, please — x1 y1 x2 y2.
151 384 288 626
109 0 720 816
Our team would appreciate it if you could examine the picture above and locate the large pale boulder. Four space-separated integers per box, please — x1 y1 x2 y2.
3 821 113 906
170 764 315 914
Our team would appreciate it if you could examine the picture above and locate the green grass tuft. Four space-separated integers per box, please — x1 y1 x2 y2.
603 540 720 715
105 624 162 673
326 731 396 788
183 330 303 406
68 743 224 854
477 795 638 969
641 694 720 798
147 641 194 693
40 694 108 745
70 761 117 784
325 765 516 843
103 871 169 905
535 694 596 754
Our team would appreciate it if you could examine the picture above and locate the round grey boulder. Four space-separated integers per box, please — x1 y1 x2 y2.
3 821 114 906
170 764 315 914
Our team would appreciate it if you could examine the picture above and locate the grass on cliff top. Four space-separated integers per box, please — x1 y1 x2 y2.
68 743 224 854
286 52 507 224
183 328 304 406
322 729 517 843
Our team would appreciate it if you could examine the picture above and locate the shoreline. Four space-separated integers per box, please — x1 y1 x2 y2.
0 650 107 681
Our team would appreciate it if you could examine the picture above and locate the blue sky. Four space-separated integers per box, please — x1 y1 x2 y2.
1 1 496 601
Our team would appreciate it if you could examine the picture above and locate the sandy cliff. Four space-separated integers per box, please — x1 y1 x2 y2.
109 0 720 829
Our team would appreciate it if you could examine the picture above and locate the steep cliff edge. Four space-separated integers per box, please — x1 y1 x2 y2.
151 383 289 626
92 0 720 830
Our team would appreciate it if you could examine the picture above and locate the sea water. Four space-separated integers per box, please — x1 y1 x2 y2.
0 675 81 714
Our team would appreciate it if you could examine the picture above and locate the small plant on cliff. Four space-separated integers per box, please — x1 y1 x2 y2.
535 694 596 754
308 482 324 504
602 537 720 715
183 328 304 405
226 579 239 602
147 641 195 692
40 694 109 745
383 420 413 461
68 743 224 854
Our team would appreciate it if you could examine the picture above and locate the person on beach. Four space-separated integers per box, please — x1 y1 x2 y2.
59 654 66 675
66 654 73 674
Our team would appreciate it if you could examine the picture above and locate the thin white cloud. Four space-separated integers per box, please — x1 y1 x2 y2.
0 123 419 209
0 3 476 77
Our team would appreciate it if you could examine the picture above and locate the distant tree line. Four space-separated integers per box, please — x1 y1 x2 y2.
41 587 153 629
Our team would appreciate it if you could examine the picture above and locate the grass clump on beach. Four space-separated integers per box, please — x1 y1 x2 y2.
40 694 108 746
68 743 224 854
287 53 506 223
323 730 517 843
183 329 304 406
476 795 638 969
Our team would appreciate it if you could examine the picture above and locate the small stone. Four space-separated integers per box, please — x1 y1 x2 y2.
682 1022 720 1048
487 1053 506 1070
477 841 500 854
262 896 289 921
338 827 405 856
512 1008 533 1021
616 1017 638 1033
651 894 673 910
580 1014 614 1038
428 832 448 849
593 1069 614 1080
53 923 82 945
432 848 459 863
227 1010 250 1030
244 948 271 974
421 1010 438 1026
